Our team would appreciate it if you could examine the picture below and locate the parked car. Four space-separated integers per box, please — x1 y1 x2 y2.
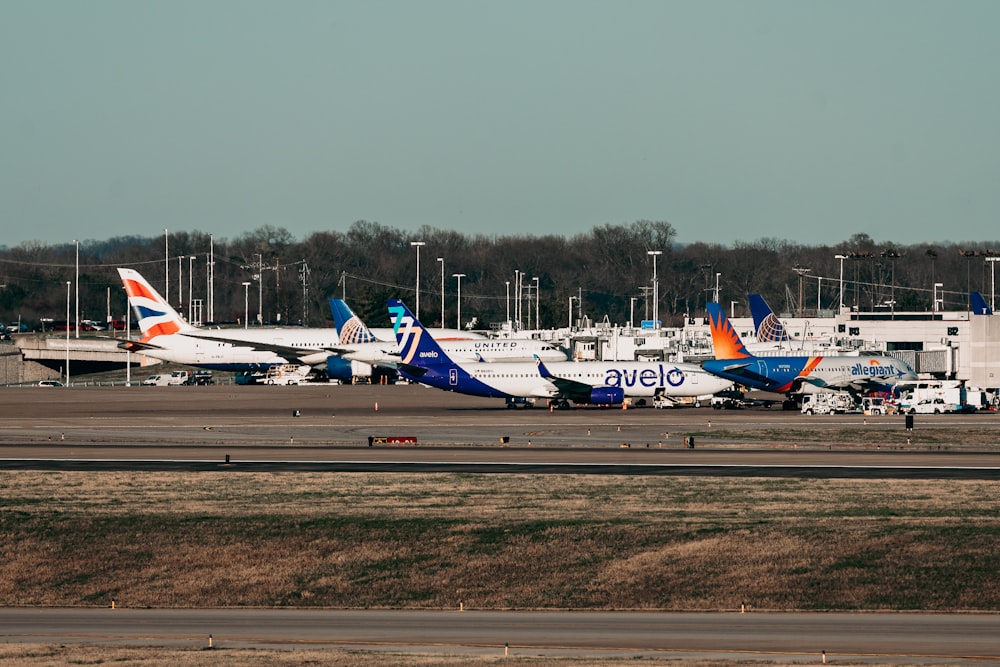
36 380 64 387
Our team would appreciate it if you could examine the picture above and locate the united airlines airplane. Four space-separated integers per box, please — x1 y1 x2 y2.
702 302 917 396
387 299 732 408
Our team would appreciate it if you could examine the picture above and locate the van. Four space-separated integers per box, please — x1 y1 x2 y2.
141 374 172 386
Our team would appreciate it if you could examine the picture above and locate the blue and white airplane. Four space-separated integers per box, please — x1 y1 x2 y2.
387 299 732 408
702 302 916 396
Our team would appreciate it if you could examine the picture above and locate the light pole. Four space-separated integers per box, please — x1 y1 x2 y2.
714 272 721 304
533 276 540 330
74 239 79 338
242 282 251 329
505 281 510 327
647 250 662 327
65 281 71 386
124 287 131 386
817 276 823 313
793 265 811 317
188 256 195 323
934 283 943 312
987 257 1000 311
411 241 425 319
514 269 522 330
437 257 445 327
835 254 848 311
453 273 466 330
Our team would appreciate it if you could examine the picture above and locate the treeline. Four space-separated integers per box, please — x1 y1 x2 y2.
1 221 998 330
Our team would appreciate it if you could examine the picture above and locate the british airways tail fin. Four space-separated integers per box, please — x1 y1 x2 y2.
117 268 196 340
386 299 454 367
707 302 753 360
329 298 380 344
748 294 790 342
970 291 992 315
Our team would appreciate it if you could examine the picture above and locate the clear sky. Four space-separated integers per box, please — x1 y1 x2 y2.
2 1 999 248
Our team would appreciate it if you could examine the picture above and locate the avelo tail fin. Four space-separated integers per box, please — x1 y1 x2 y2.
117 268 196 340
386 299 453 367
707 302 752 360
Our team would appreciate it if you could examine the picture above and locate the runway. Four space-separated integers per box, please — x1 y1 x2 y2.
2 608 999 663
3 384 1000 661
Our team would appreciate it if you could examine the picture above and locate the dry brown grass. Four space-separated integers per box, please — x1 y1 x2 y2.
2 472 999 612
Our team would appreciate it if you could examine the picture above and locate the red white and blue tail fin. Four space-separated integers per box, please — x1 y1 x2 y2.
117 268 196 341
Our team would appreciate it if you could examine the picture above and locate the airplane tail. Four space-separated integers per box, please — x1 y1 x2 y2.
329 298 379 344
970 291 993 315
707 302 752 360
386 299 453 368
748 294 790 342
117 268 196 340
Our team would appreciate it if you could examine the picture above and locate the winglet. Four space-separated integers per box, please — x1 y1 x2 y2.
707 302 752 360
534 354 555 378
117 268 196 340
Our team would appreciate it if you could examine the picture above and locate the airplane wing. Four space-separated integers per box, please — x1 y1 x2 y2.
179 332 334 365
117 339 165 352
533 357 622 404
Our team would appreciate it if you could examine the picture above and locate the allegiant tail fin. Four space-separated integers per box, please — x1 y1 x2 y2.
748 294 790 342
329 298 379 344
707 302 752 361
117 268 196 340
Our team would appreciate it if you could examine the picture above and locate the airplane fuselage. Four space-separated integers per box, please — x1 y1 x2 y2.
401 360 732 400
702 354 916 394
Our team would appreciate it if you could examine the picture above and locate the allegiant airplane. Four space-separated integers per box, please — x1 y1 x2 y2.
387 298 732 408
702 302 916 396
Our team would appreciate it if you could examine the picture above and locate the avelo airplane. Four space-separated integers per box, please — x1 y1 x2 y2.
702 301 917 395
387 298 732 408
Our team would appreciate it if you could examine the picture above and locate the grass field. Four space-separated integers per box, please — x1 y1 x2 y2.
2 471 999 611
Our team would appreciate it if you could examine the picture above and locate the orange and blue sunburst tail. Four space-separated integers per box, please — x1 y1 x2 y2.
707 302 752 360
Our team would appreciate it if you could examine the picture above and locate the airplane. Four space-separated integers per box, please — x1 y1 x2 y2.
118 267 353 380
970 291 993 315
702 301 917 396
329 298 569 373
386 298 732 408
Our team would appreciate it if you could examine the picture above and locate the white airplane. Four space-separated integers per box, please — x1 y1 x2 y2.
328 298 568 368
118 268 488 382
387 299 732 408
118 268 348 377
